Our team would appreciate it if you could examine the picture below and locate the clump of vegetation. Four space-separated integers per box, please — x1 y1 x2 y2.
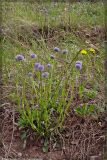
5 47 101 137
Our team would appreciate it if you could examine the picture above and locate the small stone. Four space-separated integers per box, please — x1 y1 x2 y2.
86 33 90 38
90 155 100 160
22 139 27 150
99 135 105 141
105 117 107 122
18 152 22 157
85 40 90 44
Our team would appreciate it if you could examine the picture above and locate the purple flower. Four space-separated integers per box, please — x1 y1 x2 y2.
76 61 82 65
62 49 68 54
50 54 55 59
75 61 82 70
15 54 24 61
38 65 44 71
47 63 52 68
42 72 49 78
30 53 37 58
54 47 60 52
34 62 41 70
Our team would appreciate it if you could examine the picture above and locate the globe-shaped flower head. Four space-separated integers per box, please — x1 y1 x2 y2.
38 65 44 71
47 63 52 68
75 61 82 70
50 54 55 59
34 62 41 70
42 72 49 78
15 54 24 61
30 53 37 58
62 49 68 54
54 47 60 52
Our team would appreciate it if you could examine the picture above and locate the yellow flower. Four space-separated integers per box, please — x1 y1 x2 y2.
80 49 87 55
89 48 95 54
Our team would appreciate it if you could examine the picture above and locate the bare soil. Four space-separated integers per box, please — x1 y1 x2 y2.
0 100 107 160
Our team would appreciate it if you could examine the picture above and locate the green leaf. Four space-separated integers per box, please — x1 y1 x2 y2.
74 104 96 117
42 140 49 153
20 132 27 141
74 107 83 115
88 104 95 113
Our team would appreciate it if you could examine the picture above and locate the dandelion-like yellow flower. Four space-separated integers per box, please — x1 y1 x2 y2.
80 49 87 55
89 48 95 54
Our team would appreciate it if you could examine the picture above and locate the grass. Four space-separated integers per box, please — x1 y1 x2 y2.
1 1 106 159
2 1 104 27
